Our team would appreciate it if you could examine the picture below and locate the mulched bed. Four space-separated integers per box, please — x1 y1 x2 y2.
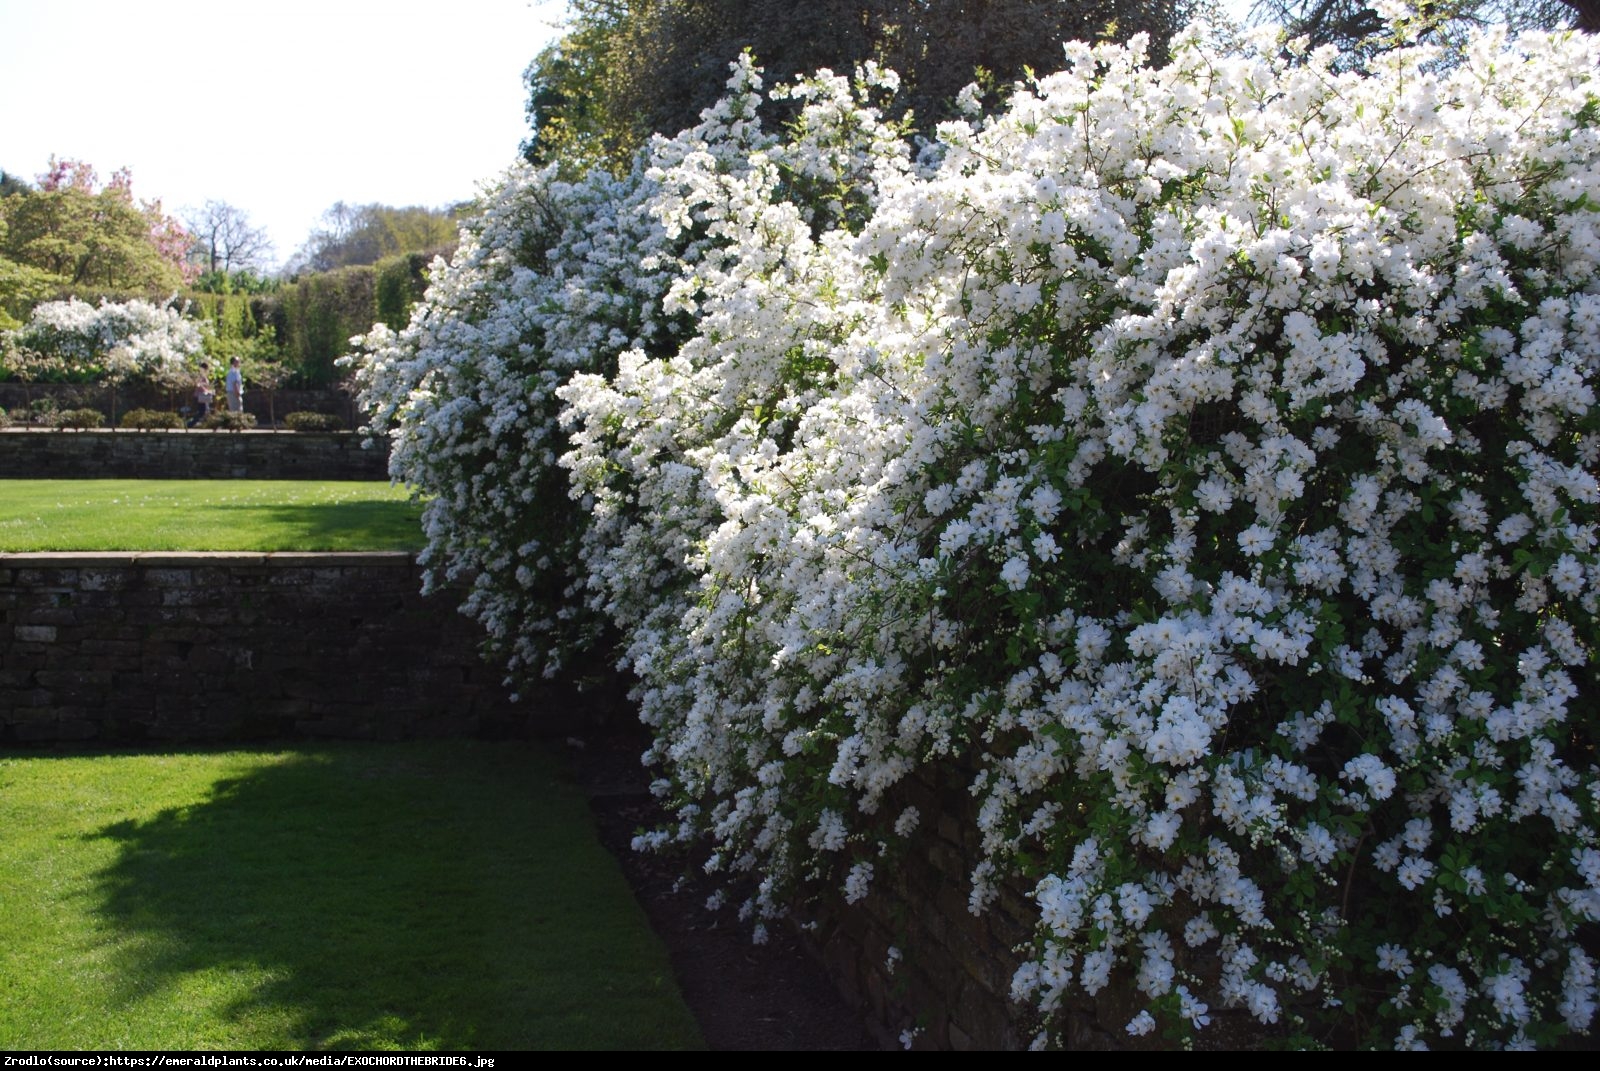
561 728 882 1051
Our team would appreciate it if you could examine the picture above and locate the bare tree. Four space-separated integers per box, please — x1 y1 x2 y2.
185 200 274 276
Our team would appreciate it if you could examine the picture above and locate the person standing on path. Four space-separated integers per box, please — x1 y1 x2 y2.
194 361 216 423
225 357 243 414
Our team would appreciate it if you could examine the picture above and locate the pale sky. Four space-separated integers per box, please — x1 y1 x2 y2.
0 0 568 270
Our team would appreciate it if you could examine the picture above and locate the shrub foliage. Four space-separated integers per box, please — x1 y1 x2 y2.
3 298 201 387
119 408 184 430
53 407 104 429
283 411 345 432
202 411 257 431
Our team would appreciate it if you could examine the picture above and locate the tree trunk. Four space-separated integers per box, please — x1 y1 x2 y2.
1566 0 1600 33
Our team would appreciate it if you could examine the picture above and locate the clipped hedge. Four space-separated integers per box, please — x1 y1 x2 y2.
283 411 344 432
119 408 185 430
266 268 373 388
53 408 105 429
201 411 257 431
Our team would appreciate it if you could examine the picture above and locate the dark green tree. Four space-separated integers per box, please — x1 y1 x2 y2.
0 170 31 199
521 0 1217 172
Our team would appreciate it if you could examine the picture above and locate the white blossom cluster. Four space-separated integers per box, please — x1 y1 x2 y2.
352 21 1600 1048
6 297 201 387
350 59 808 680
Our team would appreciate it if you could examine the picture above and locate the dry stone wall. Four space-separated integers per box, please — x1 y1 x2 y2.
805 760 1037 1050
0 429 388 480
802 759 1244 1051
0 382 358 426
0 551 560 744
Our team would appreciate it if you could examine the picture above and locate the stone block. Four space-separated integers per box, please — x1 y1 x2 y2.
0 695 41 720
15 567 75 587
53 718 101 741
78 569 130 592
34 669 112 691
12 719 72 741
17 605 77 625
105 690 158 713
267 569 316 587
143 568 194 586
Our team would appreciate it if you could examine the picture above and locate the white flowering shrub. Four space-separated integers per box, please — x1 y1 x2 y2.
353 21 1600 1049
5 297 201 388
349 158 655 678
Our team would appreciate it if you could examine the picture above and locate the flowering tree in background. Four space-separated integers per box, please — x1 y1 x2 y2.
355 12 1600 1049
0 157 194 292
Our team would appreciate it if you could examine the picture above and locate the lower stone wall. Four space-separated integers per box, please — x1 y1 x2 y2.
0 552 562 744
801 760 1179 1051
806 761 1037 1050
0 428 389 480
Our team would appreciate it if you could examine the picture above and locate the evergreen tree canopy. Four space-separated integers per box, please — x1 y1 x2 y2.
521 0 1216 171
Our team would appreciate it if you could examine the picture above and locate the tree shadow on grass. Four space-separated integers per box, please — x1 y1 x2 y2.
86 743 703 1050
201 501 424 551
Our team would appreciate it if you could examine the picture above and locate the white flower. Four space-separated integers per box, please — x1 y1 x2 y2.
1342 754 1397 802
1177 985 1211 1028
1145 810 1182 850
843 861 874 904
1237 524 1274 556
1377 943 1414 977
1000 556 1032 590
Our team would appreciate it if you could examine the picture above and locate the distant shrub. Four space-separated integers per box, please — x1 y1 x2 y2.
7 298 202 390
27 397 57 423
283 411 344 432
202 411 257 430
53 408 104 429
119 408 184 430
0 407 10 428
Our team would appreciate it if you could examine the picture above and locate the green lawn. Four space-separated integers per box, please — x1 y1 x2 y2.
0 742 704 1051
0 480 424 551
